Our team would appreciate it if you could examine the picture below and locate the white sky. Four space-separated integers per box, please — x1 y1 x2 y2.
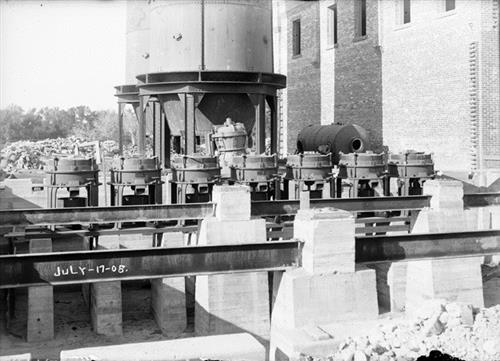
0 0 126 111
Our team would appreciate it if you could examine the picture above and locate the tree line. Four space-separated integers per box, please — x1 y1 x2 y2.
0 105 139 149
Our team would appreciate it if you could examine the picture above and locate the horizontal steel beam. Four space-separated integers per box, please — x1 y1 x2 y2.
251 195 431 217
0 203 214 227
356 229 500 264
5 225 199 240
0 241 301 288
463 193 500 208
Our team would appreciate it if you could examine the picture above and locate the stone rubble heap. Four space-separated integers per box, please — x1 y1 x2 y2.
311 301 500 361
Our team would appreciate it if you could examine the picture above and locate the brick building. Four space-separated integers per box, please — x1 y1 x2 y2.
275 0 499 183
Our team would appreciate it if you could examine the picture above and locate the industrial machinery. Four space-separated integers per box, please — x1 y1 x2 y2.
212 118 248 175
230 154 279 200
337 152 395 198
296 124 369 163
109 157 162 206
170 155 221 204
389 151 435 195
284 153 335 199
45 157 100 208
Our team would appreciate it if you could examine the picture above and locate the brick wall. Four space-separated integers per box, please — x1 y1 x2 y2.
334 0 383 152
380 0 483 172
320 0 336 125
286 0 321 154
480 0 500 169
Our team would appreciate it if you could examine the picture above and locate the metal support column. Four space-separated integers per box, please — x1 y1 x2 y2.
184 94 196 155
138 97 146 156
118 103 124 155
250 94 266 154
267 95 278 155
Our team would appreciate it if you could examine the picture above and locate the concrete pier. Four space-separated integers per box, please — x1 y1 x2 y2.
150 232 187 335
90 235 123 336
404 180 484 315
27 238 54 342
270 207 378 360
194 185 270 341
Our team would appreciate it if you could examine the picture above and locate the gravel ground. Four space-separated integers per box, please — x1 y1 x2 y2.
307 301 500 361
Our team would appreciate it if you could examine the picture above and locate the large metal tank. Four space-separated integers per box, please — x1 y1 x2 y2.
149 0 273 73
126 0 150 84
297 124 369 164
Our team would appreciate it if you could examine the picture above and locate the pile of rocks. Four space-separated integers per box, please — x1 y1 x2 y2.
0 138 152 174
314 301 500 361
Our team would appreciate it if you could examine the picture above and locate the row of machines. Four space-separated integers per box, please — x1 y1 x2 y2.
43 123 434 209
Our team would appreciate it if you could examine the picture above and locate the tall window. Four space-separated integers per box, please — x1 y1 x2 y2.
403 0 411 24
355 0 367 37
445 0 456 11
292 19 301 56
327 4 338 46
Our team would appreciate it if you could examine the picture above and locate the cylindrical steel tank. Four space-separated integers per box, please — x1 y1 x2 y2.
149 0 272 73
110 157 161 185
296 124 369 164
388 151 434 178
126 0 150 84
338 152 385 179
230 154 278 182
285 154 333 181
171 155 221 183
45 157 99 186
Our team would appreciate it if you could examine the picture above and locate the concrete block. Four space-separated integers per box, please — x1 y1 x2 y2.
271 266 378 330
27 238 53 342
197 217 266 245
405 257 484 317
90 281 122 336
151 231 187 336
212 184 251 221
369 262 408 312
60 333 265 361
151 277 186 335
294 208 355 274
423 179 464 210
90 235 122 336
195 272 270 341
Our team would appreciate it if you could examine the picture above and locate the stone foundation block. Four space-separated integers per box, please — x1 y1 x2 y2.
90 281 122 336
90 235 122 336
197 218 266 245
195 272 270 341
405 257 484 317
151 278 186 335
27 238 53 342
271 266 378 330
151 231 187 335
212 185 251 221
294 208 355 274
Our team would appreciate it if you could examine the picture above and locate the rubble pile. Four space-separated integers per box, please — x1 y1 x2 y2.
0 138 151 174
315 301 500 361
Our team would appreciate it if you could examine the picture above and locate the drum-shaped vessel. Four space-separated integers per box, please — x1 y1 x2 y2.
230 154 278 182
171 155 221 183
297 124 369 164
110 157 161 185
285 154 333 181
45 157 99 186
389 151 434 178
338 152 385 179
